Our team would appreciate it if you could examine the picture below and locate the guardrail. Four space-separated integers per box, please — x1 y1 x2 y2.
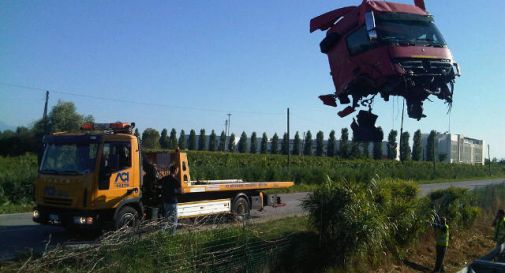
457 243 505 273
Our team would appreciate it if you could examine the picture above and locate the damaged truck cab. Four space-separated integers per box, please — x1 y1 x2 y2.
312 0 460 141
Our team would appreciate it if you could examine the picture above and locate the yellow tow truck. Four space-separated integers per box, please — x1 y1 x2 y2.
32 122 293 230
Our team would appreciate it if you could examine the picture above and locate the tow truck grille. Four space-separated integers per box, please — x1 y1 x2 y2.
396 59 453 76
43 197 72 206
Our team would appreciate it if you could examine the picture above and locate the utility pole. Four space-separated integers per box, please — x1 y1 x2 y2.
43 90 49 135
399 99 405 162
39 90 49 165
432 134 436 177
302 132 306 157
448 113 451 134
226 113 231 137
488 144 491 176
287 108 291 173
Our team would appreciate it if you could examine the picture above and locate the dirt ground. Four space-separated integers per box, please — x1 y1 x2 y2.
378 216 496 273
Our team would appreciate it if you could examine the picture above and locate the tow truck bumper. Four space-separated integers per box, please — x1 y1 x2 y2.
33 205 112 229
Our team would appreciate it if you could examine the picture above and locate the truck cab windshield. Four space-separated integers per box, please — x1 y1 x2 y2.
376 13 446 47
40 142 98 175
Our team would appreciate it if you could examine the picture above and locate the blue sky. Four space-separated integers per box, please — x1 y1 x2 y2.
1 0 504 157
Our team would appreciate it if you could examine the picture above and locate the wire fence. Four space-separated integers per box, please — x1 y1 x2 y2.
12 215 296 273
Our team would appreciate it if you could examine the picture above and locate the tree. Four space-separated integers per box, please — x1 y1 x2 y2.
0 127 38 156
412 129 422 161
33 100 94 136
218 131 226 151
169 128 178 149
134 128 140 139
238 132 248 153
304 131 313 156
142 128 161 149
387 130 398 160
178 130 187 150
293 132 301 155
281 133 289 155
373 127 384 160
198 129 206 151
271 133 279 154
339 128 350 158
228 133 236 152
208 130 217 151
327 130 336 157
350 138 361 159
400 132 411 161
260 133 268 154
315 131 324 156
427 130 437 161
188 129 197 150
250 132 258 154
159 129 169 149
361 142 370 158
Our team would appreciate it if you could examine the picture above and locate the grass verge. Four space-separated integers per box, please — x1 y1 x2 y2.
3 184 504 273
0 202 33 214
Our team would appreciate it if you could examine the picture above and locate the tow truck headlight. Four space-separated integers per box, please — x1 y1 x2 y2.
33 210 39 219
74 216 86 224
73 216 94 224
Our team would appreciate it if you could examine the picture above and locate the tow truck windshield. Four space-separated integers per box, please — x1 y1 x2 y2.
40 138 99 175
376 13 446 47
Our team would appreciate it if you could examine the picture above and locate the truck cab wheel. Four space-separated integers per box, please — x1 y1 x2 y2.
115 206 139 230
232 197 250 221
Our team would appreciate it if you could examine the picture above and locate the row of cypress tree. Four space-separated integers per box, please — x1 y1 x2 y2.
138 127 439 161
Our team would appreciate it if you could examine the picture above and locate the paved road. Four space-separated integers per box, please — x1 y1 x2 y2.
1 178 504 261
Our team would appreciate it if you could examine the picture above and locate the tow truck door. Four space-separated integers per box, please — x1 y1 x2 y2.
96 141 139 208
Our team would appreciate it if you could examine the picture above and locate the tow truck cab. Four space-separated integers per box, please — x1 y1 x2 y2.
33 123 142 229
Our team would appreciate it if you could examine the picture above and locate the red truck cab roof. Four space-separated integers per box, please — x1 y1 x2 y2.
310 0 428 33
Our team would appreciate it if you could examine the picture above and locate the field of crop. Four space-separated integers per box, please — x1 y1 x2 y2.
1 151 504 213
184 150 505 184
0 154 37 212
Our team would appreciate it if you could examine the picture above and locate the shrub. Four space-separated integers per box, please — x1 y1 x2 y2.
472 183 505 214
302 177 432 264
303 178 389 263
427 187 480 229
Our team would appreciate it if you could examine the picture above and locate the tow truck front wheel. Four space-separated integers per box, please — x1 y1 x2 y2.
232 197 250 221
115 206 139 230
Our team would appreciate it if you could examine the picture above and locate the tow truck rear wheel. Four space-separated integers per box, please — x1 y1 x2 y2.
232 197 250 221
115 206 139 230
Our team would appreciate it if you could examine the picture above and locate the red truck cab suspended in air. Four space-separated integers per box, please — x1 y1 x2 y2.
311 0 460 141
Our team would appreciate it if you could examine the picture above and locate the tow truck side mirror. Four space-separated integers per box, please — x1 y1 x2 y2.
365 11 378 42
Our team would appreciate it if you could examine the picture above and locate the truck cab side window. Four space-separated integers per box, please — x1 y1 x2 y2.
346 26 371 55
99 142 132 190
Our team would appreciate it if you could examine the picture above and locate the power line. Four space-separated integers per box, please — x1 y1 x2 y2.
0 82 284 116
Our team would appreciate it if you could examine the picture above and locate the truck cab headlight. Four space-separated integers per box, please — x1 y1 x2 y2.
453 63 461 76
33 210 40 219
